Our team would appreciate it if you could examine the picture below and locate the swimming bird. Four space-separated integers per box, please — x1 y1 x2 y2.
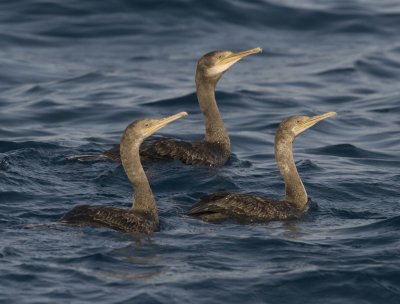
69 48 262 166
187 112 336 223
60 112 188 234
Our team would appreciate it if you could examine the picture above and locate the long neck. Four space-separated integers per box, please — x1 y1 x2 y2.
275 135 308 209
120 141 158 224
196 74 230 146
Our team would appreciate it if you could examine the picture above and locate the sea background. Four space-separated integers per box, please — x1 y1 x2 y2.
1 0 400 303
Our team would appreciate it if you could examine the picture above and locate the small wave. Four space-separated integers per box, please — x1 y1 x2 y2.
0 140 60 153
314 67 356 77
333 216 400 238
296 159 322 171
146 91 241 109
24 84 51 95
327 208 382 220
5 0 398 44
57 71 105 84
370 105 400 114
0 32 51 48
146 92 197 108
306 144 389 159
356 56 400 79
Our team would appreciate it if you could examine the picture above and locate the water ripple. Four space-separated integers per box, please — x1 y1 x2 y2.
1 0 400 303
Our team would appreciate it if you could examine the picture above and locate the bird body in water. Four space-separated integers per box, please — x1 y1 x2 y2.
69 48 262 166
187 112 336 223
60 112 188 234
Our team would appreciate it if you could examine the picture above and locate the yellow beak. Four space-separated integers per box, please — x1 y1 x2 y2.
144 112 188 137
294 112 336 135
218 47 262 65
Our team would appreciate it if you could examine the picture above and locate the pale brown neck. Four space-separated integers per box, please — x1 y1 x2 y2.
274 134 308 209
196 73 230 147
120 140 159 224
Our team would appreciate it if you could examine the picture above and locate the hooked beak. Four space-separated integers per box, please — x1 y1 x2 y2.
218 47 262 66
293 112 336 136
144 112 188 137
207 47 262 76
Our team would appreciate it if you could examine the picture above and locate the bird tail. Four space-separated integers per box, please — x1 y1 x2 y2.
67 145 121 162
66 154 107 162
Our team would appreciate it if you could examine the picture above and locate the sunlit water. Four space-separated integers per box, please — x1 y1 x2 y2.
1 0 400 303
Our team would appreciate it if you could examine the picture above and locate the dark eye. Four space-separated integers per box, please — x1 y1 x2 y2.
145 123 149 127
218 55 223 59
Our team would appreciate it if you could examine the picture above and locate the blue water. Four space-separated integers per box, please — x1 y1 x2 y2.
1 0 400 303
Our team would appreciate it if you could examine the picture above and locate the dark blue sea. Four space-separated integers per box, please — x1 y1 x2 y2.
1 0 400 303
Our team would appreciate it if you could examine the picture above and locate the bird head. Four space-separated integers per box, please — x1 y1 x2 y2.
196 47 262 83
121 112 188 147
278 112 336 141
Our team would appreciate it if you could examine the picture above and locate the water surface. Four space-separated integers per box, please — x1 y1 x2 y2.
1 0 400 303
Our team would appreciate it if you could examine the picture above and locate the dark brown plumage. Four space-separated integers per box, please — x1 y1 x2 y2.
60 205 159 234
188 112 336 223
60 112 188 234
68 48 261 166
100 138 229 166
188 192 308 223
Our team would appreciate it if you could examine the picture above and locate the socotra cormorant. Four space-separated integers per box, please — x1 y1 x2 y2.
187 112 336 223
69 48 262 166
60 112 188 234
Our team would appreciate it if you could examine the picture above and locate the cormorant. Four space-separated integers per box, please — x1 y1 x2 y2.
69 48 262 166
187 112 336 223
60 112 188 234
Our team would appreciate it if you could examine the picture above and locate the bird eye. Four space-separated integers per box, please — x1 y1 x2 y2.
218 55 223 59
145 123 149 127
